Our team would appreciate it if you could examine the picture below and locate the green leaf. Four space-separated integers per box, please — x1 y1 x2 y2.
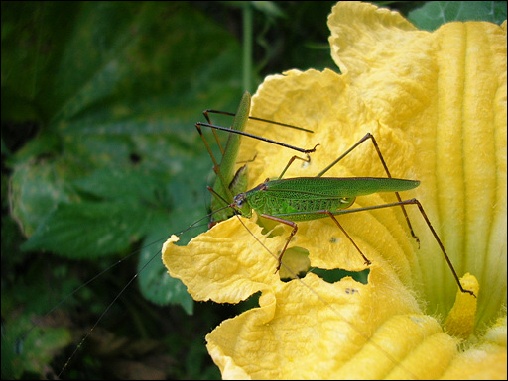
408 1 507 31
1 316 72 379
9 160 76 237
21 201 150 258
4 2 245 314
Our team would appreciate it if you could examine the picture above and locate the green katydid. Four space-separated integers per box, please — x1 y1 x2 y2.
196 113 475 297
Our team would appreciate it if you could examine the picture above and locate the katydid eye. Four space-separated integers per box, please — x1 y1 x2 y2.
234 194 244 206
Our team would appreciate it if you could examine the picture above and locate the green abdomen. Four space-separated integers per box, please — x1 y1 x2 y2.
245 177 419 221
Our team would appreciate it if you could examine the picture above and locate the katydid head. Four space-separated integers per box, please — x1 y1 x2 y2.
231 192 252 218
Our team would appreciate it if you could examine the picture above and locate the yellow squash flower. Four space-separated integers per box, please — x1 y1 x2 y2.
163 2 506 379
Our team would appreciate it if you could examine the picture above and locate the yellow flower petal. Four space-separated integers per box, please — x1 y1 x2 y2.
328 3 507 319
326 2 507 322
444 273 480 338
441 315 507 379
163 219 278 304
163 2 506 379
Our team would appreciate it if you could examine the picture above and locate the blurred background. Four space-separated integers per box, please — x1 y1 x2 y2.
2 2 506 379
